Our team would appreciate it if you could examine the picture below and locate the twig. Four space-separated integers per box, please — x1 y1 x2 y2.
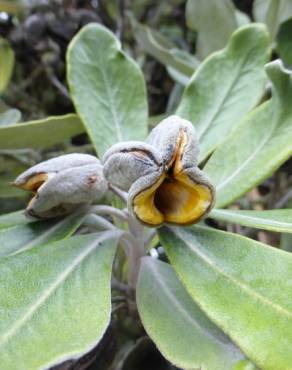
116 0 125 40
112 302 126 315
112 296 126 303
111 276 129 293
275 188 292 208
47 73 71 99
43 64 70 100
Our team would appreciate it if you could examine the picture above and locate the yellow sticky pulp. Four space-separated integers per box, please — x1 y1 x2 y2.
133 174 166 226
17 173 48 191
162 173 211 224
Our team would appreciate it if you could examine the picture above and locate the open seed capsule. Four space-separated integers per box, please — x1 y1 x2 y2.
103 115 215 227
14 153 108 218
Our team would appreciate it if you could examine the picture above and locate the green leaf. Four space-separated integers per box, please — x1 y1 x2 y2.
280 233 292 252
0 114 84 149
210 208 292 233
276 18 292 66
186 0 237 59
159 225 292 370
0 174 26 198
67 23 148 156
0 210 32 229
0 37 14 93
235 10 251 27
0 108 21 126
167 66 190 86
137 257 247 370
177 24 270 162
280 200 292 252
253 0 292 40
0 231 119 370
205 60 292 208
132 19 198 79
0 211 85 258
148 114 167 129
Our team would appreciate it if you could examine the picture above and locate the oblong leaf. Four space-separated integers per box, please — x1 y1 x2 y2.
186 0 237 59
137 257 248 370
0 231 119 370
253 0 292 40
276 18 292 66
177 24 270 162
210 208 292 233
0 114 84 149
159 225 292 370
132 19 198 79
67 23 148 156
0 211 85 258
0 174 26 198
205 60 292 208
0 210 30 229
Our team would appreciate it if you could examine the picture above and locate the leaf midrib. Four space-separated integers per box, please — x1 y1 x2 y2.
197 49 255 140
175 228 292 320
9 214 83 258
147 261 231 347
0 215 83 258
94 61 123 142
0 233 112 348
210 209 292 230
216 105 277 191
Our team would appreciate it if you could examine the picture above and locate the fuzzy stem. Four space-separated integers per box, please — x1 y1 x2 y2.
121 214 147 288
144 229 157 249
109 184 128 203
111 276 129 294
83 213 116 230
121 231 145 288
90 205 129 221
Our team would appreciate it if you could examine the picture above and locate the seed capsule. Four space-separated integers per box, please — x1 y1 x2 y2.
103 115 215 227
14 153 108 218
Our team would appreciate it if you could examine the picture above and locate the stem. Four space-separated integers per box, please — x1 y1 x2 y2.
112 302 126 315
85 210 144 288
111 276 129 294
275 188 292 208
144 229 157 249
112 296 126 303
116 0 125 40
83 213 116 230
109 184 128 203
121 232 145 288
90 205 129 222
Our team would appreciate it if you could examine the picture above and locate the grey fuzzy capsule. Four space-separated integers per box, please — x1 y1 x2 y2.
14 153 108 219
146 115 200 169
103 115 215 227
103 141 163 191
